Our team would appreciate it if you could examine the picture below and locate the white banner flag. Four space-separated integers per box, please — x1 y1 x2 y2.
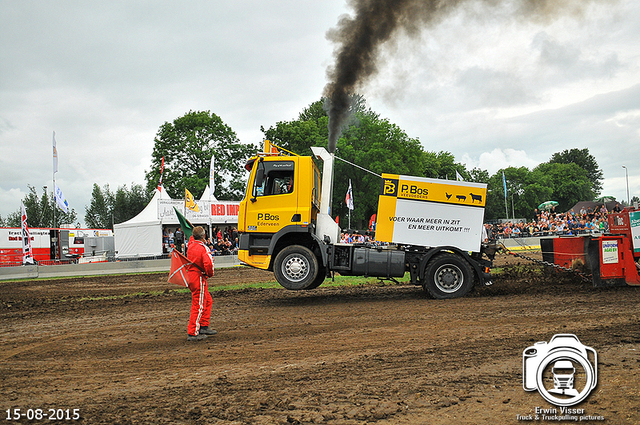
209 154 216 199
55 183 69 213
21 202 35 265
53 131 58 174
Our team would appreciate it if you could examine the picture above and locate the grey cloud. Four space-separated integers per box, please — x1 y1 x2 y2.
532 31 621 80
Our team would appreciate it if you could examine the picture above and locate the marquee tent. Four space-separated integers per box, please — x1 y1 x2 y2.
114 187 240 258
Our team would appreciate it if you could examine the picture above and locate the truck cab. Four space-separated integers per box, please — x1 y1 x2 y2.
238 143 327 288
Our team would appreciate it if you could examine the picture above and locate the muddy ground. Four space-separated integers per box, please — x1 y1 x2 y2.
1 253 639 424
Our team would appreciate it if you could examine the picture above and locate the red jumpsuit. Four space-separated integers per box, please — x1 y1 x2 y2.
186 236 214 336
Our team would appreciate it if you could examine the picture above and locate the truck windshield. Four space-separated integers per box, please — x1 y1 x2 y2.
253 161 295 197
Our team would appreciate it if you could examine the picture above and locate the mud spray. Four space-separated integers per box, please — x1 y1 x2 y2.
323 0 602 153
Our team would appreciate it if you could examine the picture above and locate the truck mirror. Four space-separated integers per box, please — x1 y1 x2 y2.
255 168 264 188
252 166 265 203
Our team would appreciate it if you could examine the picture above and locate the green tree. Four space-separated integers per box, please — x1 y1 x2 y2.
532 162 592 212
485 167 554 221
422 151 471 181
2 211 21 227
114 183 149 224
333 109 427 229
86 183 153 229
85 184 112 229
468 168 490 184
8 185 78 228
145 111 257 200
549 148 603 197
261 100 329 156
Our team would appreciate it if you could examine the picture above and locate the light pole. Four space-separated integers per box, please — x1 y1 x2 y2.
622 165 630 205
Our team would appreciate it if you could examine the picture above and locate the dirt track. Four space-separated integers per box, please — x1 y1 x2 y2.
1 254 639 424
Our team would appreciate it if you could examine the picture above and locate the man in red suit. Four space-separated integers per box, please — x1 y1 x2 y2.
186 226 217 341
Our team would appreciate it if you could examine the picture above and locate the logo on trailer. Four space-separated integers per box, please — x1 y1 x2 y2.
381 179 398 196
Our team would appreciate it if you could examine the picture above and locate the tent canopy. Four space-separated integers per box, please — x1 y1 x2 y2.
567 200 622 214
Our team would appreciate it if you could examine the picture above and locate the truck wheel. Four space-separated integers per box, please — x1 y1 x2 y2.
274 245 318 290
305 266 326 290
423 253 473 299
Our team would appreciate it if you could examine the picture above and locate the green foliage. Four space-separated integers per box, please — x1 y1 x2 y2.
533 162 593 212
5 185 78 228
85 184 112 229
485 167 539 220
2 211 21 227
145 110 257 200
85 183 153 229
549 148 602 196
335 111 426 228
423 151 469 181
261 100 330 156
484 159 597 221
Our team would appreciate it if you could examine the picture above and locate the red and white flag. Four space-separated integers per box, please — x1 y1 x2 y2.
168 248 209 286
157 156 165 191
345 179 354 211
21 203 34 265
167 249 190 286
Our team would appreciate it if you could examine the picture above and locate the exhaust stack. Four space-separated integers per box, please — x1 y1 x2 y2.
310 146 341 243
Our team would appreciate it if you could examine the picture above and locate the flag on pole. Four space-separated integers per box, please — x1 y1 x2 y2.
502 171 508 196
209 154 216 199
345 179 354 211
54 183 69 213
157 156 164 191
53 131 58 174
167 249 191 286
174 206 194 242
502 171 509 218
21 202 34 265
456 170 464 181
185 189 200 212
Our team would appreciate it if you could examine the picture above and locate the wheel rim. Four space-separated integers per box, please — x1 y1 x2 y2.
434 264 464 293
282 254 309 283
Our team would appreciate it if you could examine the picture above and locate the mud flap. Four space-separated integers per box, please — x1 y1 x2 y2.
587 238 627 288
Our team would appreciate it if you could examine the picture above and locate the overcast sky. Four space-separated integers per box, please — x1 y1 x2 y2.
1 0 639 226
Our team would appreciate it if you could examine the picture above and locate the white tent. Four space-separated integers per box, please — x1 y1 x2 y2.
114 188 171 258
113 187 240 258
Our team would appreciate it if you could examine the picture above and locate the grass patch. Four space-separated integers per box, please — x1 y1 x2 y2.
75 290 170 302
64 273 415 303
0 270 168 284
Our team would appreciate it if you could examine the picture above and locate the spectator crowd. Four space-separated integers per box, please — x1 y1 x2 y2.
489 204 619 239
164 226 239 256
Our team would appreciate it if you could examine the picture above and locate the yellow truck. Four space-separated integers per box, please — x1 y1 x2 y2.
238 141 496 298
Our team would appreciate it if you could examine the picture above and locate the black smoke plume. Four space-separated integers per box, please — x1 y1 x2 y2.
323 0 597 153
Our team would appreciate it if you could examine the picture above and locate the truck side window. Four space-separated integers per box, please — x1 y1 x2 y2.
253 162 295 197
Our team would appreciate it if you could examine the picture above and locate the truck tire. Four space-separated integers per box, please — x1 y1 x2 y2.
305 266 326 290
274 245 319 290
423 252 473 299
